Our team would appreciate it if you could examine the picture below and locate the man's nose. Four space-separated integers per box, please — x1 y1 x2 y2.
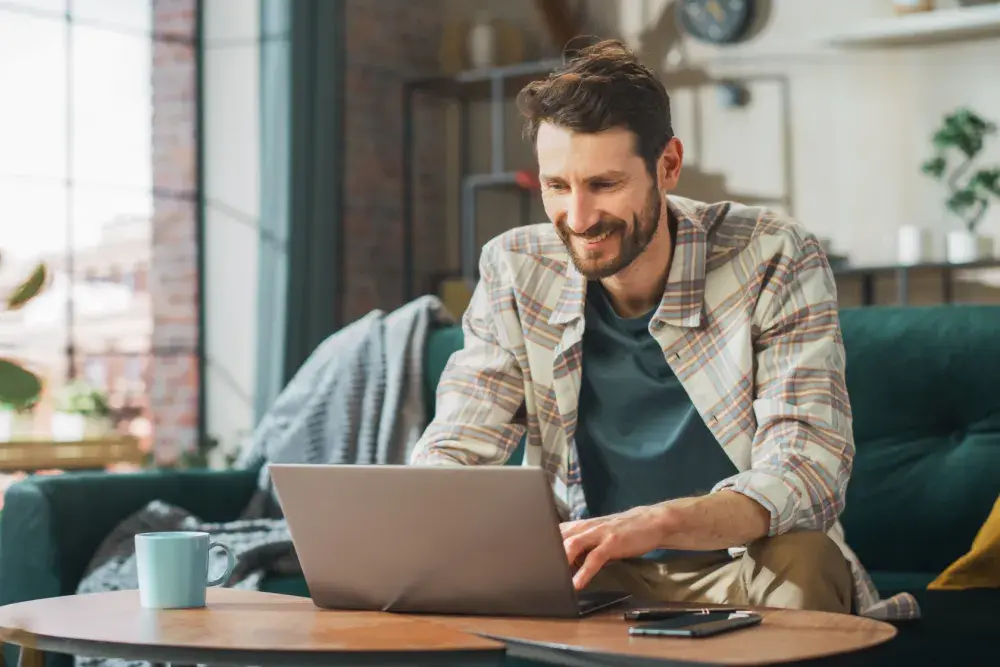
566 192 597 235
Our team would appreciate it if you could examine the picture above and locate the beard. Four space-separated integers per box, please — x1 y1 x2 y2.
555 185 662 280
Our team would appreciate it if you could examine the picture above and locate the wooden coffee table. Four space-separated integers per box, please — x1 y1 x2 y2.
0 589 504 666
0 589 897 667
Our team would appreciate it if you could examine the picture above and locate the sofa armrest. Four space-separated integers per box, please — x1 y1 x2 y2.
0 467 259 606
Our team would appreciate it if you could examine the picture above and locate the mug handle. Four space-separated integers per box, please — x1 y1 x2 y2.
207 541 235 587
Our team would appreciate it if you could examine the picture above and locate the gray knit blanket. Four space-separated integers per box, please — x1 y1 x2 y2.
74 295 453 667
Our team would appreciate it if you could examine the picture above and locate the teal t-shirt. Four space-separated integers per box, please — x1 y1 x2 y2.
575 281 738 560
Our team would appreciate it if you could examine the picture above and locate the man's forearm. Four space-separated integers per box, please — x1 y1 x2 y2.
654 490 771 551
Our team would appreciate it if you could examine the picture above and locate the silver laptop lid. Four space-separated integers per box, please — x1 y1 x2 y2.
269 463 583 617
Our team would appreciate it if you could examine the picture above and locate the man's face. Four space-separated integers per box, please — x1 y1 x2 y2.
536 123 662 279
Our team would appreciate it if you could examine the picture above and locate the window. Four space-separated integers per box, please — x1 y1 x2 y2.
83 356 107 392
122 267 137 292
123 355 144 383
0 0 200 457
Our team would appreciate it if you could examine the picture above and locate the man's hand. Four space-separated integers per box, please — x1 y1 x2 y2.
560 505 668 590
560 491 772 590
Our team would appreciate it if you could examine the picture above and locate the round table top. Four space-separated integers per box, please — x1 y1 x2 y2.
0 588 502 667
425 603 899 666
0 589 899 667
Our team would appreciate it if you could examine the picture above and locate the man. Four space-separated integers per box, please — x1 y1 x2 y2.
410 39 917 621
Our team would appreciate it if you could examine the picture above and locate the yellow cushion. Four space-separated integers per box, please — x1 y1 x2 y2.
928 494 1000 590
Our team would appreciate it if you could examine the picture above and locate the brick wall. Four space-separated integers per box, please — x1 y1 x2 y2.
150 0 199 461
342 0 449 323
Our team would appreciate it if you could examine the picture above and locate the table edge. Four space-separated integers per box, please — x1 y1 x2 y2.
498 637 718 667
0 621 900 667
8 634 505 667
471 622 899 667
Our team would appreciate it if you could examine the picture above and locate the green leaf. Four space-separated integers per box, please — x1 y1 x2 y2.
921 156 946 178
946 188 980 217
971 168 1000 197
0 359 43 409
957 108 995 136
6 263 47 311
932 127 959 151
55 379 110 417
933 108 997 158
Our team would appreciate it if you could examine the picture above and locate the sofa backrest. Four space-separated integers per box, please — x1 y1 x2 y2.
424 324 464 425
836 305 1000 574
423 305 1000 574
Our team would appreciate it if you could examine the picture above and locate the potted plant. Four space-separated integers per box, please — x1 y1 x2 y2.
149 434 238 470
921 107 1000 263
0 251 47 437
51 380 112 441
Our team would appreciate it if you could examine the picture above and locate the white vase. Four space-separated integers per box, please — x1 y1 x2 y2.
897 226 933 265
467 14 496 69
0 411 11 442
892 0 933 14
13 412 33 439
945 230 993 264
51 412 85 441
0 411 33 442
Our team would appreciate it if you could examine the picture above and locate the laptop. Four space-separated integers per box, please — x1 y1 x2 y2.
268 463 631 617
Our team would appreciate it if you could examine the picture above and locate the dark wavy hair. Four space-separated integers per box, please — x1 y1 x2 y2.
516 39 674 178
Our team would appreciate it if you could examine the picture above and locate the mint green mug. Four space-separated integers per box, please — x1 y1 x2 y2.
135 531 235 609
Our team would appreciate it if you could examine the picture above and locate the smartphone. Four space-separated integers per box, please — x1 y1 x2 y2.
628 611 763 638
623 607 720 621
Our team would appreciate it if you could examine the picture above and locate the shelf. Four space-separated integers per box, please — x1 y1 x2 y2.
833 257 1000 276
0 436 142 471
463 171 539 190
832 258 1000 306
405 60 712 101
827 4 1000 48
406 58 564 101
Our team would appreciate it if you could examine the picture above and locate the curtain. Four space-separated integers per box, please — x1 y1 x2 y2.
256 0 345 419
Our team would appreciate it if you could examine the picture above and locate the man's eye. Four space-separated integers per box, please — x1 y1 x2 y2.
591 181 613 190
547 182 568 192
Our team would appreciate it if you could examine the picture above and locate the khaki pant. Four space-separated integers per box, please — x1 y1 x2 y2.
588 530 854 614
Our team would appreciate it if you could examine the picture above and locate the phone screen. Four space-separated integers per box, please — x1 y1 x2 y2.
638 611 746 630
629 611 762 638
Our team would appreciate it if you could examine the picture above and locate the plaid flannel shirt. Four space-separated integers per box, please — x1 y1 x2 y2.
410 195 920 621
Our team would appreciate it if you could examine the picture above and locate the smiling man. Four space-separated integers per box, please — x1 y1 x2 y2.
410 39 917 620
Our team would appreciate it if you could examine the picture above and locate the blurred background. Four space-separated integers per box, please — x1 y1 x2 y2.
1 0 999 470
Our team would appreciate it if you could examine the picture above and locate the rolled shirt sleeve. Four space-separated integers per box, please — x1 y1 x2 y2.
712 234 854 537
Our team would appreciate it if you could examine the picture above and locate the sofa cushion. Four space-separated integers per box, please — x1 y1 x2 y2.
928 494 1000 590
424 325 525 465
838 306 1000 576
842 588 1000 666
424 324 464 425
895 589 1000 639
260 574 310 598
869 570 936 594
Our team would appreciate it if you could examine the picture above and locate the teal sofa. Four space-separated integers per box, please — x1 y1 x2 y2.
1 305 998 666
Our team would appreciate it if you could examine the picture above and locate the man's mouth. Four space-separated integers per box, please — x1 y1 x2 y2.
578 229 615 245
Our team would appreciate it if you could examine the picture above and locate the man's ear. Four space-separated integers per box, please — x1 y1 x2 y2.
658 137 684 191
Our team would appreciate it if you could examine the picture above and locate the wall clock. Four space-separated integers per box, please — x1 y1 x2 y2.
676 0 756 45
